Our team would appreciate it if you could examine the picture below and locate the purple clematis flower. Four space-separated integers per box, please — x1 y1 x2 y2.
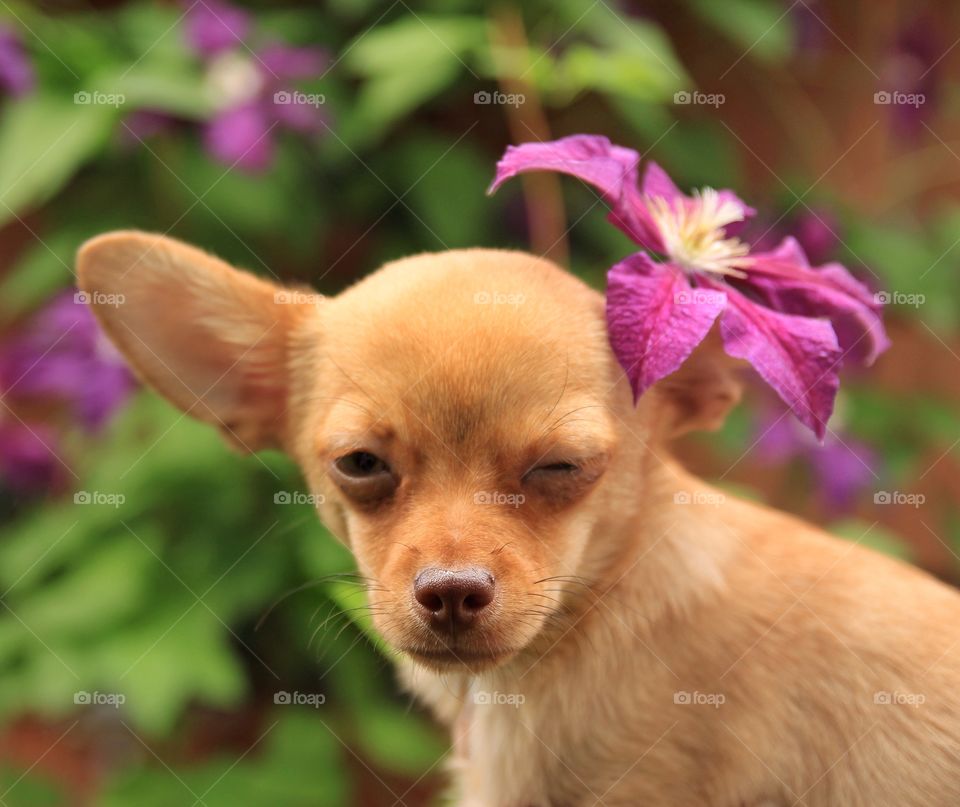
489 134 890 438
787 209 841 266
755 402 879 515
2 291 135 432
0 25 34 97
0 419 62 494
184 0 251 58
201 44 330 172
183 0 330 173
0 292 136 495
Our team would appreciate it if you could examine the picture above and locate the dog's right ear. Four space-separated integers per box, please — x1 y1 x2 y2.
77 231 316 452
653 331 744 439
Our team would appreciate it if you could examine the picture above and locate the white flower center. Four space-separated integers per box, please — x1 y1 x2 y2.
647 188 749 277
205 51 264 110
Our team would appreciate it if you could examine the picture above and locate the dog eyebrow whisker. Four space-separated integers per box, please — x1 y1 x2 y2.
532 575 595 587
541 357 571 424
323 352 385 411
303 394 380 420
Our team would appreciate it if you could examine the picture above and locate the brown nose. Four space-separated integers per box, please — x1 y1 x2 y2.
414 567 496 630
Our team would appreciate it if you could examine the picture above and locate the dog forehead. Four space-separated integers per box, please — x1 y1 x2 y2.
317 249 613 442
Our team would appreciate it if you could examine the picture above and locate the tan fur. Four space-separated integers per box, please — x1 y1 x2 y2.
78 232 960 806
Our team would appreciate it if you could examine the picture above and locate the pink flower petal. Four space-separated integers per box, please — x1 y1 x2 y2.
203 102 275 172
607 253 726 401
0 26 35 97
271 91 329 133
746 237 889 365
641 161 683 203
183 0 251 57
642 162 755 234
711 280 841 439
258 44 329 80
489 134 663 250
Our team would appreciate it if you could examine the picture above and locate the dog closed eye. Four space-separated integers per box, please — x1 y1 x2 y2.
522 455 608 501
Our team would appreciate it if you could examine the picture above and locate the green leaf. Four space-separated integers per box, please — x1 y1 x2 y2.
100 712 349 806
341 16 485 144
12 536 152 639
688 0 794 63
831 520 913 561
390 134 492 248
104 64 211 119
547 9 687 102
0 94 115 224
0 765 63 806
95 602 248 735
0 228 81 319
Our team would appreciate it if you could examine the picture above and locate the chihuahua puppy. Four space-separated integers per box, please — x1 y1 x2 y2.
78 232 960 806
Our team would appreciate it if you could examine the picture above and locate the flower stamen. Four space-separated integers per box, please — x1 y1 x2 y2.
646 188 750 278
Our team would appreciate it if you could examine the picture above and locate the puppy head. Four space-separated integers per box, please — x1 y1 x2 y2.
78 233 739 671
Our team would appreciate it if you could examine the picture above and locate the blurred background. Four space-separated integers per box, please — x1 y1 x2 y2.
0 0 957 804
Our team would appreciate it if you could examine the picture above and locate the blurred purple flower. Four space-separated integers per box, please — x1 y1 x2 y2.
181 0 330 173
790 209 840 266
204 100 275 171
788 0 827 56
755 404 879 515
754 208 841 267
0 292 136 494
490 135 890 438
4 292 135 431
184 0 251 57
0 420 61 494
0 25 35 97
202 44 330 172
881 15 940 139
258 43 327 79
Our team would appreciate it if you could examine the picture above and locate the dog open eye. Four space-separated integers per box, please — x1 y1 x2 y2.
331 451 397 503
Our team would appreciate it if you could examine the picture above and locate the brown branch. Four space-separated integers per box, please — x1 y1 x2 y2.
489 7 569 267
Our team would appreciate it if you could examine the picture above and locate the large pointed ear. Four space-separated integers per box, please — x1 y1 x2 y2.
654 331 744 438
77 231 315 452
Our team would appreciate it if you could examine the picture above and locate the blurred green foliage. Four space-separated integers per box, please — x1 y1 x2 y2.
0 0 957 804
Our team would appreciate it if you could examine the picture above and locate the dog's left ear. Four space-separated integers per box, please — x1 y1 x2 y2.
77 231 315 452
653 332 743 438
